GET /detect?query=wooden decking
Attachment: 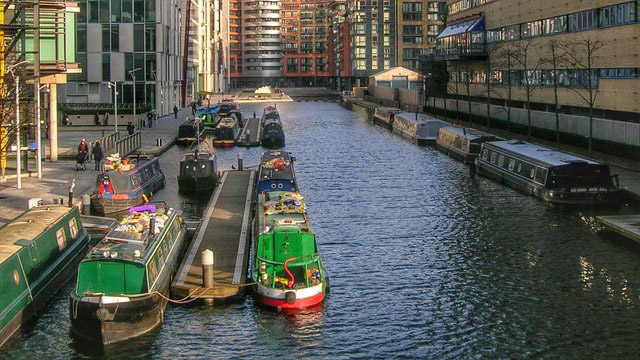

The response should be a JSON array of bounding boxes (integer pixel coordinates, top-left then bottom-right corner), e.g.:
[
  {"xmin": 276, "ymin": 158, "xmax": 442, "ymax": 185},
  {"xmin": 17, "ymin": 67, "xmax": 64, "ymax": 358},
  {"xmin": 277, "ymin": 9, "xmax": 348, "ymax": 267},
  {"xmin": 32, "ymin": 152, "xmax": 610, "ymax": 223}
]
[
  {"xmin": 171, "ymin": 170, "xmax": 255, "ymax": 301},
  {"xmin": 236, "ymin": 117, "xmax": 262, "ymax": 147},
  {"xmin": 597, "ymin": 215, "xmax": 640, "ymax": 243}
]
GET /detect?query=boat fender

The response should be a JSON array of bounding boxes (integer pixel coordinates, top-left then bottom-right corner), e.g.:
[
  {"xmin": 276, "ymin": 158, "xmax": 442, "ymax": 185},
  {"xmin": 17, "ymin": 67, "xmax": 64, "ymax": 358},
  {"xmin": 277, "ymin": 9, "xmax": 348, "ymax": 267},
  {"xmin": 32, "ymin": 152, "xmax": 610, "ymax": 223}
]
[
  {"xmin": 96, "ymin": 307, "xmax": 114, "ymax": 321},
  {"xmin": 285, "ymin": 291, "xmax": 296, "ymax": 305},
  {"xmin": 142, "ymin": 194, "xmax": 149, "ymax": 203}
]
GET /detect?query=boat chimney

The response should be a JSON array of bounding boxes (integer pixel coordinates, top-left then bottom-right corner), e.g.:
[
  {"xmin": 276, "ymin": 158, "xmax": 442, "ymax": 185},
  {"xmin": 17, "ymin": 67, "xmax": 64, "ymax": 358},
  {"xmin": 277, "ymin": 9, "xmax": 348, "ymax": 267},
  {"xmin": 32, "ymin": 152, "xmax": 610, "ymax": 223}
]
[{"xmin": 150, "ymin": 217, "xmax": 156, "ymax": 236}]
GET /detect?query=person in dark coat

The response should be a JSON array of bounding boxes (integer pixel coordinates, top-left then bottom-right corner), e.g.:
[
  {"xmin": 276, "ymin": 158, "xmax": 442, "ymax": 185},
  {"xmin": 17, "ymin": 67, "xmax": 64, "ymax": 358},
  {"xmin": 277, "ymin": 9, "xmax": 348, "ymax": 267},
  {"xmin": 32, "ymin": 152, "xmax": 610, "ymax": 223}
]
[
  {"xmin": 102, "ymin": 112, "xmax": 109, "ymax": 126},
  {"xmin": 173, "ymin": 105, "xmax": 178, "ymax": 119},
  {"xmin": 92, "ymin": 141, "xmax": 104, "ymax": 171},
  {"xmin": 78, "ymin": 138, "xmax": 88, "ymax": 165},
  {"xmin": 94, "ymin": 112, "xmax": 100, "ymax": 126},
  {"xmin": 147, "ymin": 111, "xmax": 153, "ymax": 127},
  {"xmin": 62, "ymin": 113, "xmax": 69, "ymax": 126},
  {"xmin": 127, "ymin": 122, "xmax": 135, "ymax": 135}
]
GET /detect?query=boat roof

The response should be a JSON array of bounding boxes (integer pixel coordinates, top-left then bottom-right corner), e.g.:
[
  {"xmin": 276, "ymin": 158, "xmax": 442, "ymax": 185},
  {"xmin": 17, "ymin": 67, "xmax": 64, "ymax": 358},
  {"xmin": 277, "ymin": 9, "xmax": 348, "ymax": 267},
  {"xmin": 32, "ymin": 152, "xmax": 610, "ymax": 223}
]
[
  {"xmin": 0, "ymin": 205, "xmax": 75, "ymax": 263},
  {"xmin": 261, "ymin": 192, "xmax": 313, "ymax": 234},
  {"xmin": 182, "ymin": 150, "xmax": 215, "ymax": 161},
  {"xmin": 217, "ymin": 117, "xmax": 237, "ymax": 128},
  {"xmin": 375, "ymin": 107, "xmax": 401, "ymax": 114},
  {"xmin": 259, "ymin": 150, "xmax": 295, "ymax": 181},
  {"xmin": 440, "ymin": 126, "xmax": 502, "ymax": 141},
  {"xmin": 396, "ymin": 112, "xmax": 451, "ymax": 126},
  {"xmin": 486, "ymin": 140, "xmax": 601, "ymax": 167},
  {"xmin": 87, "ymin": 205, "xmax": 175, "ymax": 264}
]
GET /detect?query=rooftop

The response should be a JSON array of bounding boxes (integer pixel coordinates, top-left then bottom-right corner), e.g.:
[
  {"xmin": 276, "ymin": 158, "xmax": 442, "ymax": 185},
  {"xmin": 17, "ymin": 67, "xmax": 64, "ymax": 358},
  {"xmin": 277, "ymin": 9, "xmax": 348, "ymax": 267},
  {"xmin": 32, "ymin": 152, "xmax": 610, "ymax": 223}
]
[{"xmin": 489, "ymin": 140, "xmax": 601, "ymax": 167}]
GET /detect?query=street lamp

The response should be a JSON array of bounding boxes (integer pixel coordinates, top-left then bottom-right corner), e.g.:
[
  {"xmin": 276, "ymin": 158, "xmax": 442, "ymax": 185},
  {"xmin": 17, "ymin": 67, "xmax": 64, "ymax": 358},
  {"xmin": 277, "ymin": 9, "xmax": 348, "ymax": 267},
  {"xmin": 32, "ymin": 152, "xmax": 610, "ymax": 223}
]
[
  {"xmin": 107, "ymin": 81, "xmax": 118, "ymax": 132},
  {"xmin": 35, "ymin": 83, "xmax": 50, "ymax": 179},
  {"xmin": 7, "ymin": 60, "xmax": 31, "ymax": 189},
  {"xmin": 129, "ymin": 68, "xmax": 141, "ymax": 129}
]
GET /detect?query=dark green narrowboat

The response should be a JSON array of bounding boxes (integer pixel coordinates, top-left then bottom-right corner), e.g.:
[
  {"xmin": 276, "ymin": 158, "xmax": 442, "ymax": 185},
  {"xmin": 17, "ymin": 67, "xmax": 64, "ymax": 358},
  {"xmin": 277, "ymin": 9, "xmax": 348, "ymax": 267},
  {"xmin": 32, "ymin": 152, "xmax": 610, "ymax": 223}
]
[
  {"xmin": 0, "ymin": 205, "xmax": 90, "ymax": 347},
  {"xmin": 70, "ymin": 203, "xmax": 186, "ymax": 345}
]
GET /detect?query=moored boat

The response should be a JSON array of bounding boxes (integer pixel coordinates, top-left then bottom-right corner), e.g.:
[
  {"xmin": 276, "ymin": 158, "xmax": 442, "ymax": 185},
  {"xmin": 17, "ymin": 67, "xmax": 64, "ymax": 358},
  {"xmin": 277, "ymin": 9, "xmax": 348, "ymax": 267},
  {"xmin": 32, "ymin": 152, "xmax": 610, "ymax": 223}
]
[
  {"xmin": 253, "ymin": 191, "xmax": 328, "ymax": 310},
  {"xmin": 177, "ymin": 147, "xmax": 219, "ymax": 192},
  {"xmin": 176, "ymin": 117, "xmax": 204, "ymax": 145},
  {"xmin": 257, "ymin": 150, "xmax": 297, "ymax": 195},
  {"xmin": 372, "ymin": 107, "xmax": 401, "ymax": 129},
  {"xmin": 70, "ymin": 204, "xmax": 186, "ymax": 345},
  {"xmin": 393, "ymin": 113, "xmax": 451, "ymax": 145},
  {"xmin": 476, "ymin": 140, "xmax": 620, "ymax": 205},
  {"xmin": 213, "ymin": 117, "xmax": 240, "ymax": 148},
  {"xmin": 436, "ymin": 126, "xmax": 502, "ymax": 163},
  {"xmin": 260, "ymin": 106, "xmax": 285, "ymax": 148},
  {"xmin": 0, "ymin": 205, "xmax": 90, "ymax": 347},
  {"xmin": 90, "ymin": 158, "xmax": 165, "ymax": 215}
]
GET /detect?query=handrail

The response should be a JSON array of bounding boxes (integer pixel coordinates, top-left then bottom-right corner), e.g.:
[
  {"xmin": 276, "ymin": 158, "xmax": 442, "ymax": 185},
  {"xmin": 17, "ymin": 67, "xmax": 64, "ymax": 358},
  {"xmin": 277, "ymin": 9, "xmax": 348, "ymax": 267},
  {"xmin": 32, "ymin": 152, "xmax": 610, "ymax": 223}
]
[
  {"xmin": 115, "ymin": 131, "xmax": 142, "ymax": 157},
  {"xmin": 89, "ymin": 132, "xmax": 120, "ymax": 160},
  {"xmin": 256, "ymin": 253, "xmax": 320, "ymax": 267}
]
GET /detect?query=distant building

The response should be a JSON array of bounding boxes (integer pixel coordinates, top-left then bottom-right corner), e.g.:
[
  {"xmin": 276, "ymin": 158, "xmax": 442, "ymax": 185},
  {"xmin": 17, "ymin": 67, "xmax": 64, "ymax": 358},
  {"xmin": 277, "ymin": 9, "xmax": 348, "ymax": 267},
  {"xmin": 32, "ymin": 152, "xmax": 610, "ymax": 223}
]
[
  {"xmin": 61, "ymin": 0, "xmax": 184, "ymax": 117},
  {"xmin": 328, "ymin": 0, "xmax": 351, "ymax": 90},
  {"xmin": 434, "ymin": 0, "xmax": 640, "ymax": 146},
  {"xmin": 395, "ymin": 1, "xmax": 446, "ymax": 70}
]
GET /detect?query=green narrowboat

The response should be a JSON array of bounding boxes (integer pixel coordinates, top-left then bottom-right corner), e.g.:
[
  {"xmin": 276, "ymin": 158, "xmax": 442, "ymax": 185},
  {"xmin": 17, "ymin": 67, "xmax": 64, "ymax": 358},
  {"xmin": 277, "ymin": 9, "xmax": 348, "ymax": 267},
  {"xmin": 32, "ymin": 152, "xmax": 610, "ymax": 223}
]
[
  {"xmin": 0, "ymin": 205, "xmax": 90, "ymax": 347},
  {"xmin": 70, "ymin": 203, "xmax": 186, "ymax": 345},
  {"xmin": 253, "ymin": 191, "xmax": 328, "ymax": 311}
]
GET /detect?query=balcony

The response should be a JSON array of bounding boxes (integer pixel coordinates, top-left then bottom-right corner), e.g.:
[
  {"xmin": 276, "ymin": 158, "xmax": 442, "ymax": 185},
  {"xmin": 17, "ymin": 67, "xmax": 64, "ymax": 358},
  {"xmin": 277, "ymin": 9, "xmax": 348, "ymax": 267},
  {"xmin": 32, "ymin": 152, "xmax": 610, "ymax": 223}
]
[{"xmin": 435, "ymin": 17, "xmax": 486, "ymax": 61}]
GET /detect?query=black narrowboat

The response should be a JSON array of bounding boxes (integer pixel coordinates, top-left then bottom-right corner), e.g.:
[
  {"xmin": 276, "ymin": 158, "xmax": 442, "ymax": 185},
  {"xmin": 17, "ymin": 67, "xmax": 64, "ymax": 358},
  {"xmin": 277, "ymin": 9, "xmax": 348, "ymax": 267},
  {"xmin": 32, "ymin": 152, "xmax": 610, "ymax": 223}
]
[
  {"xmin": 436, "ymin": 126, "xmax": 502, "ymax": 163},
  {"xmin": 176, "ymin": 117, "xmax": 203, "ymax": 145},
  {"xmin": 91, "ymin": 158, "xmax": 166, "ymax": 215},
  {"xmin": 260, "ymin": 106, "xmax": 285, "ymax": 148},
  {"xmin": 476, "ymin": 140, "xmax": 620, "ymax": 205},
  {"xmin": 177, "ymin": 147, "xmax": 219, "ymax": 192},
  {"xmin": 213, "ymin": 117, "xmax": 240, "ymax": 147},
  {"xmin": 257, "ymin": 150, "xmax": 297, "ymax": 195}
]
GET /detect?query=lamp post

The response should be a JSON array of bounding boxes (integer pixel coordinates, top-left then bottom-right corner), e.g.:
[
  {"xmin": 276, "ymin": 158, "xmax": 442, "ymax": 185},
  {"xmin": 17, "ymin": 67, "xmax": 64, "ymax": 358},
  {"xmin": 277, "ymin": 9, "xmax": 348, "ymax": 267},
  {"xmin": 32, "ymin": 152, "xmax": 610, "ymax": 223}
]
[
  {"xmin": 35, "ymin": 83, "xmax": 49, "ymax": 179},
  {"xmin": 107, "ymin": 81, "xmax": 118, "ymax": 132},
  {"xmin": 129, "ymin": 68, "xmax": 141, "ymax": 129},
  {"xmin": 7, "ymin": 61, "xmax": 30, "ymax": 189}
]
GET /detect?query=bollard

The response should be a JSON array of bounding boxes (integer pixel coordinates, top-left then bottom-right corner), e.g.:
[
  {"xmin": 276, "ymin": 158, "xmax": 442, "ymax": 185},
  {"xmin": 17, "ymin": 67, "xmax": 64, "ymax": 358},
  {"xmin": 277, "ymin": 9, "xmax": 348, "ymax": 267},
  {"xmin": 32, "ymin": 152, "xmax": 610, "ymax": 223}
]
[
  {"xmin": 202, "ymin": 249, "xmax": 214, "ymax": 305},
  {"xmin": 82, "ymin": 194, "xmax": 91, "ymax": 215},
  {"xmin": 253, "ymin": 111, "xmax": 256, "ymax": 118},
  {"xmin": 237, "ymin": 153, "xmax": 243, "ymax": 171}
]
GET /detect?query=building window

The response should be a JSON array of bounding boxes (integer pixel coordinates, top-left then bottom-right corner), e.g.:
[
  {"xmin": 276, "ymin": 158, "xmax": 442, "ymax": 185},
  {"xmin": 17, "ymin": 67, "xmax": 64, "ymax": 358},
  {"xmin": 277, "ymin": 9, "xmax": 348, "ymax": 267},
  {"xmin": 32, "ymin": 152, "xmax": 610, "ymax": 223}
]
[
  {"xmin": 99, "ymin": 0, "xmax": 109, "ymax": 23},
  {"xmin": 122, "ymin": 0, "xmax": 133, "ymax": 22},
  {"xmin": 77, "ymin": 24, "xmax": 87, "ymax": 53},
  {"xmin": 111, "ymin": 24, "xmax": 119, "ymax": 52},
  {"xmin": 287, "ymin": 58, "xmax": 297, "ymax": 72},
  {"xmin": 134, "ymin": 0, "xmax": 144, "ymax": 22},
  {"xmin": 145, "ymin": 0, "xmax": 156, "ymax": 22},
  {"xmin": 88, "ymin": 0, "xmax": 98, "ymax": 22},
  {"xmin": 146, "ymin": 25, "xmax": 156, "ymax": 51},
  {"xmin": 543, "ymin": 15, "xmax": 567, "ymax": 34},
  {"xmin": 146, "ymin": 53, "xmax": 156, "ymax": 80},
  {"xmin": 102, "ymin": 53, "xmax": 110, "ymax": 81},
  {"xmin": 568, "ymin": 9, "xmax": 597, "ymax": 32},
  {"xmin": 599, "ymin": 68, "xmax": 640, "ymax": 79},
  {"xmin": 600, "ymin": 2, "xmax": 636, "ymax": 27},
  {"xmin": 134, "ymin": 24, "xmax": 145, "ymax": 52},
  {"xmin": 111, "ymin": 0, "xmax": 121, "ymax": 22},
  {"xmin": 521, "ymin": 20, "xmax": 543, "ymax": 38}
]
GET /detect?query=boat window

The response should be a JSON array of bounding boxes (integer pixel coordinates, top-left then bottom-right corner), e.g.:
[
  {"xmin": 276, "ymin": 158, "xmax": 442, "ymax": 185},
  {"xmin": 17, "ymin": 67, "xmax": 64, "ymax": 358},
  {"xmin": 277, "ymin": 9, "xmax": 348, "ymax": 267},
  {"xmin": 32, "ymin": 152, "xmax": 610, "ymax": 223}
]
[
  {"xmin": 517, "ymin": 163, "xmax": 522, "ymax": 173},
  {"xmin": 490, "ymin": 152, "xmax": 497, "ymax": 163},
  {"xmin": 148, "ymin": 258, "xmax": 158, "ymax": 287},
  {"xmin": 482, "ymin": 149, "xmax": 489, "ymax": 160},
  {"xmin": 56, "ymin": 228, "xmax": 67, "ymax": 250},
  {"xmin": 69, "ymin": 217, "xmax": 78, "ymax": 239},
  {"xmin": 530, "ymin": 168, "xmax": 536, "ymax": 179},
  {"xmin": 157, "ymin": 244, "xmax": 164, "ymax": 262},
  {"xmin": 498, "ymin": 155, "xmax": 505, "ymax": 167},
  {"xmin": 508, "ymin": 159, "xmax": 516, "ymax": 171},
  {"xmin": 535, "ymin": 168, "xmax": 548, "ymax": 184},
  {"xmin": 131, "ymin": 175, "xmax": 137, "ymax": 186}
]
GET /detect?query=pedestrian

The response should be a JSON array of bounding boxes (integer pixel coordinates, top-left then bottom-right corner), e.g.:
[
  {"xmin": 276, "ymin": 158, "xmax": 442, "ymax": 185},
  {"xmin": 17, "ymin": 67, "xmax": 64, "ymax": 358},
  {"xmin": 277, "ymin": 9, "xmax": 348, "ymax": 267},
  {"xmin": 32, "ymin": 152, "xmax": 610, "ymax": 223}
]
[
  {"xmin": 102, "ymin": 112, "xmax": 109, "ymax": 126},
  {"xmin": 191, "ymin": 102, "xmax": 197, "ymax": 115},
  {"xmin": 173, "ymin": 105, "xmax": 178, "ymax": 119},
  {"xmin": 94, "ymin": 112, "xmax": 100, "ymax": 126},
  {"xmin": 127, "ymin": 121, "xmax": 135, "ymax": 135},
  {"xmin": 78, "ymin": 138, "xmax": 88, "ymax": 163},
  {"xmin": 92, "ymin": 141, "xmax": 104, "ymax": 171},
  {"xmin": 62, "ymin": 112, "xmax": 69, "ymax": 126},
  {"xmin": 147, "ymin": 111, "xmax": 153, "ymax": 128}
]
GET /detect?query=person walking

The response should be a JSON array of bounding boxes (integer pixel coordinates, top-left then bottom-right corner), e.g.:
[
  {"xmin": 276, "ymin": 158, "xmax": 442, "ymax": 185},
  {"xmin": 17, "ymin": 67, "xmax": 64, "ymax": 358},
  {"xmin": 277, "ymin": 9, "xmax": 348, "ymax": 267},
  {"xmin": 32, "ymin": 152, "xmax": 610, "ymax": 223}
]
[
  {"xmin": 173, "ymin": 105, "xmax": 178, "ymax": 119},
  {"xmin": 92, "ymin": 141, "xmax": 104, "ymax": 171},
  {"xmin": 102, "ymin": 112, "xmax": 110, "ymax": 126},
  {"xmin": 147, "ymin": 111, "xmax": 153, "ymax": 128},
  {"xmin": 78, "ymin": 138, "xmax": 88, "ymax": 162},
  {"xmin": 127, "ymin": 121, "xmax": 135, "ymax": 135},
  {"xmin": 62, "ymin": 112, "xmax": 69, "ymax": 126},
  {"xmin": 94, "ymin": 112, "xmax": 100, "ymax": 126}
]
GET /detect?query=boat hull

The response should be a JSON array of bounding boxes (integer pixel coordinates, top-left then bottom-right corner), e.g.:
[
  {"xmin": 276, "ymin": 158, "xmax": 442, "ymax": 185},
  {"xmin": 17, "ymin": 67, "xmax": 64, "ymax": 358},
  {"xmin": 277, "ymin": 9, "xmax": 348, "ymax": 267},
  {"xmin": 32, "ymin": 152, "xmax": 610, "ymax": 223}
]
[
  {"xmin": 177, "ymin": 174, "xmax": 218, "ymax": 192},
  {"xmin": 0, "ymin": 232, "xmax": 89, "ymax": 348},
  {"xmin": 254, "ymin": 283, "xmax": 325, "ymax": 311},
  {"xmin": 91, "ymin": 175, "xmax": 165, "ymax": 215},
  {"xmin": 260, "ymin": 135, "xmax": 285, "ymax": 149},
  {"xmin": 436, "ymin": 142, "xmax": 477, "ymax": 164},
  {"xmin": 213, "ymin": 140, "xmax": 235, "ymax": 148}
]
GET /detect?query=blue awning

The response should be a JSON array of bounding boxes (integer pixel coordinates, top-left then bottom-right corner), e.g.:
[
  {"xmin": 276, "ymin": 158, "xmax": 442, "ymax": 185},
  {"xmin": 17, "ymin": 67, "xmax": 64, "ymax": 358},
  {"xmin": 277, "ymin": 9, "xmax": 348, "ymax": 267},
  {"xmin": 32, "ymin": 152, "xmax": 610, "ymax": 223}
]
[{"xmin": 436, "ymin": 17, "xmax": 485, "ymax": 39}]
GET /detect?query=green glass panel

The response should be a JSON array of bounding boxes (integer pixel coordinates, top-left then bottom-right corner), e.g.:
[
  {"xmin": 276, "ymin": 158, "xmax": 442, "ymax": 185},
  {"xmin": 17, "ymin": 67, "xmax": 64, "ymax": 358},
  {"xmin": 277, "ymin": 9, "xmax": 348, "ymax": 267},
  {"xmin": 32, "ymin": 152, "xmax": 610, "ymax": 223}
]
[
  {"xmin": 111, "ymin": 0, "xmax": 122, "ymax": 22},
  {"xmin": 99, "ymin": 0, "xmax": 110, "ymax": 23},
  {"xmin": 88, "ymin": 1, "xmax": 98, "ymax": 22},
  {"xmin": 102, "ymin": 53, "xmax": 111, "ymax": 81},
  {"xmin": 145, "ymin": 25, "xmax": 155, "ymax": 51},
  {"xmin": 134, "ymin": 24, "xmax": 144, "ymax": 52},
  {"xmin": 102, "ymin": 24, "xmax": 110, "ymax": 51},
  {"xmin": 145, "ymin": 0, "xmax": 156, "ymax": 22},
  {"xmin": 145, "ymin": 53, "xmax": 156, "ymax": 80},
  {"xmin": 134, "ymin": 0, "xmax": 144, "ymax": 22},
  {"xmin": 77, "ymin": 24, "xmax": 87, "ymax": 53},
  {"xmin": 122, "ymin": 0, "xmax": 133, "ymax": 22},
  {"xmin": 111, "ymin": 24, "xmax": 119, "ymax": 52},
  {"xmin": 78, "ymin": 0, "xmax": 88, "ymax": 23}
]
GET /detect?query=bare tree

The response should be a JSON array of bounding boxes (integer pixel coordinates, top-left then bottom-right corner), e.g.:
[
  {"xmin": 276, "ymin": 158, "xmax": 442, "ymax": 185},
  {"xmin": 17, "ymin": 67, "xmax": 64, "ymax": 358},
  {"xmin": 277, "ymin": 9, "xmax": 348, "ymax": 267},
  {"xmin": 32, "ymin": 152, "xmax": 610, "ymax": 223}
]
[
  {"xmin": 462, "ymin": 61, "xmax": 473, "ymax": 126},
  {"xmin": 491, "ymin": 42, "xmax": 518, "ymax": 132},
  {"xmin": 514, "ymin": 39, "xmax": 545, "ymax": 142},
  {"xmin": 543, "ymin": 40, "xmax": 568, "ymax": 149},
  {"xmin": 449, "ymin": 62, "xmax": 461, "ymax": 125},
  {"xmin": 561, "ymin": 39, "xmax": 604, "ymax": 155},
  {"xmin": 0, "ymin": 69, "xmax": 35, "ymax": 176}
]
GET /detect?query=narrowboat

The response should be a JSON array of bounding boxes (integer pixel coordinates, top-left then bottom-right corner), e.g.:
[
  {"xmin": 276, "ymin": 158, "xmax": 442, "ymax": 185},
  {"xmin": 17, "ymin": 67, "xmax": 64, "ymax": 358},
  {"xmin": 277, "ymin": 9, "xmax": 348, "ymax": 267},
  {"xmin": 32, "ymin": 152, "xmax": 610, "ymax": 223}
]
[
  {"xmin": 0, "ymin": 205, "xmax": 90, "ymax": 347},
  {"xmin": 257, "ymin": 150, "xmax": 297, "ymax": 195},
  {"xmin": 213, "ymin": 117, "xmax": 240, "ymax": 147},
  {"xmin": 260, "ymin": 106, "xmax": 285, "ymax": 148},
  {"xmin": 218, "ymin": 100, "xmax": 243, "ymax": 126},
  {"xmin": 177, "ymin": 147, "xmax": 219, "ymax": 192},
  {"xmin": 372, "ymin": 107, "xmax": 401, "ymax": 129},
  {"xmin": 253, "ymin": 191, "xmax": 328, "ymax": 310},
  {"xmin": 90, "ymin": 158, "xmax": 166, "ymax": 215},
  {"xmin": 476, "ymin": 140, "xmax": 620, "ymax": 205},
  {"xmin": 436, "ymin": 126, "xmax": 502, "ymax": 163},
  {"xmin": 176, "ymin": 117, "xmax": 204, "ymax": 145},
  {"xmin": 201, "ymin": 113, "xmax": 220, "ymax": 129},
  {"xmin": 392, "ymin": 113, "xmax": 451, "ymax": 146},
  {"xmin": 70, "ymin": 204, "xmax": 186, "ymax": 345}
]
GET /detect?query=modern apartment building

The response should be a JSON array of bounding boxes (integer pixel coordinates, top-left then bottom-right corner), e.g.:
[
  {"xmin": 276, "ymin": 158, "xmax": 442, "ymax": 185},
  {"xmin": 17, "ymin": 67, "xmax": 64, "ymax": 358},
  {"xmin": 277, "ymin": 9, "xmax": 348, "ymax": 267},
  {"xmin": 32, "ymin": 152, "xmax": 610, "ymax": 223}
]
[
  {"xmin": 62, "ymin": 0, "xmax": 184, "ymax": 116},
  {"xmin": 396, "ymin": 1, "xmax": 446, "ymax": 70},
  {"xmin": 434, "ymin": 0, "xmax": 640, "ymax": 146},
  {"xmin": 328, "ymin": 0, "xmax": 351, "ymax": 89},
  {"xmin": 182, "ymin": 0, "xmax": 230, "ymax": 103},
  {"xmin": 348, "ymin": 0, "xmax": 397, "ymax": 86}
]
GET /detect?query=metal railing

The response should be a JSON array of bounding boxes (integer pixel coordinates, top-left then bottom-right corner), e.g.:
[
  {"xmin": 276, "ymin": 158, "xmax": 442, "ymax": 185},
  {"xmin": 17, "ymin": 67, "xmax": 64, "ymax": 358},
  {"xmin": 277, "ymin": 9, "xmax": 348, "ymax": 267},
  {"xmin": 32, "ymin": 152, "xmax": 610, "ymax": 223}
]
[
  {"xmin": 89, "ymin": 132, "xmax": 120, "ymax": 158},
  {"xmin": 115, "ymin": 131, "xmax": 142, "ymax": 157}
]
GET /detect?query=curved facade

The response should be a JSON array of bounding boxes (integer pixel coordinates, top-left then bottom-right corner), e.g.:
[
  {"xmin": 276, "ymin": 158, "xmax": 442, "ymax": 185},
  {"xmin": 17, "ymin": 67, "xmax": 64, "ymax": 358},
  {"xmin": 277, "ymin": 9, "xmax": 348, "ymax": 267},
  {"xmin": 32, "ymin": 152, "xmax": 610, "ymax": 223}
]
[{"xmin": 242, "ymin": 0, "xmax": 283, "ymax": 78}]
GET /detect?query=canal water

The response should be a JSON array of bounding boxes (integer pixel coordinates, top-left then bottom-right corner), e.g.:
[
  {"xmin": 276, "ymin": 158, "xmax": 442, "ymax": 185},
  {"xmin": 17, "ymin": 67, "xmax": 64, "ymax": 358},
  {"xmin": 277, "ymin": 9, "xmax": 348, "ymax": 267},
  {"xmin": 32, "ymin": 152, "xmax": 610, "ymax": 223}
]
[{"xmin": 4, "ymin": 102, "xmax": 640, "ymax": 358}]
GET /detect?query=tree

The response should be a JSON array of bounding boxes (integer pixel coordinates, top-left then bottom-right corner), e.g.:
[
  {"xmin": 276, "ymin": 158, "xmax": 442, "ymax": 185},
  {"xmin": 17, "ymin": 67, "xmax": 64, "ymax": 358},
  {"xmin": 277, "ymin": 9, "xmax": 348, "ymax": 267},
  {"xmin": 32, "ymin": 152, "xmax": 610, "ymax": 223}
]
[
  {"xmin": 543, "ymin": 40, "xmax": 568, "ymax": 149},
  {"xmin": 462, "ymin": 60, "xmax": 473, "ymax": 126},
  {"xmin": 491, "ymin": 42, "xmax": 518, "ymax": 132},
  {"xmin": 514, "ymin": 39, "xmax": 545, "ymax": 142},
  {"xmin": 450, "ymin": 62, "xmax": 461, "ymax": 125},
  {"xmin": 561, "ymin": 38, "xmax": 604, "ymax": 155}
]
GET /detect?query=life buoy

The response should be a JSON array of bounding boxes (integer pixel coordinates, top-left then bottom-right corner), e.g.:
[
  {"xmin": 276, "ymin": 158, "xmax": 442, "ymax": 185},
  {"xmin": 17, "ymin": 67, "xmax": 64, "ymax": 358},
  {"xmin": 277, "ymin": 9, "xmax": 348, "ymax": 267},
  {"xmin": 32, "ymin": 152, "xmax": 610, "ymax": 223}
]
[{"xmin": 285, "ymin": 291, "xmax": 296, "ymax": 305}]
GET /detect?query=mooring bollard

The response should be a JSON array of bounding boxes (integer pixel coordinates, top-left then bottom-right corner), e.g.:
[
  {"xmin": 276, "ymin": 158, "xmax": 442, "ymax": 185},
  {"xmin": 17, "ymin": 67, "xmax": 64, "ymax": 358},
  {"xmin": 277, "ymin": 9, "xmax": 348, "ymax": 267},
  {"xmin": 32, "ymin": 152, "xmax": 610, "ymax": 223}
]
[
  {"xmin": 156, "ymin": 138, "xmax": 163, "ymax": 147},
  {"xmin": 237, "ymin": 153, "xmax": 243, "ymax": 170},
  {"xmin": 82, "ymin": 194, "xmax": 91, "ymax": 215},
  {"xmin": 202, "ymin": 249, "xmax": 214, "ymax": 305},
  {"xmin": 253, "ymin": 111, "xmax": 256, "ymax": 118}
]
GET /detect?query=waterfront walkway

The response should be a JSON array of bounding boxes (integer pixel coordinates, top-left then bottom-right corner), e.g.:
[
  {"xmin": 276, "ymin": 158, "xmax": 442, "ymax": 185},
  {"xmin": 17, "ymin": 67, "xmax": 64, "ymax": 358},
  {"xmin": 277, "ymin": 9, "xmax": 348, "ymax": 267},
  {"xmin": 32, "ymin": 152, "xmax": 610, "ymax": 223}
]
[{"xmin": 171, "ymin": 170, "xmax": 254, "ymax": 302}]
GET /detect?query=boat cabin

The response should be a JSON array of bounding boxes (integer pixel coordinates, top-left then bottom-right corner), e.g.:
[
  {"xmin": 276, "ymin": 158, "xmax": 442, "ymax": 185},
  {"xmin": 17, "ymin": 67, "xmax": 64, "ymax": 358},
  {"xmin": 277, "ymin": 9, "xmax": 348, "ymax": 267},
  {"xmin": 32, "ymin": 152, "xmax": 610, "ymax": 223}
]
[
  {"xmin": 437, "ymin": 126, "xmax": 502, "ymax": 162},
  {"xmin": 96, "ymin": 158, "xmax": 163, "ymax": 198},
  {"xmin": 215, "ymin": 117, "xmax": 239, "ymax": 141},
  {"xmin": 179, "ymin": 150, "xmax": 217, "ymax": 178},
  {"xmin": 257, "ymin": 150, "xmax": 297, "ymax": 194}
]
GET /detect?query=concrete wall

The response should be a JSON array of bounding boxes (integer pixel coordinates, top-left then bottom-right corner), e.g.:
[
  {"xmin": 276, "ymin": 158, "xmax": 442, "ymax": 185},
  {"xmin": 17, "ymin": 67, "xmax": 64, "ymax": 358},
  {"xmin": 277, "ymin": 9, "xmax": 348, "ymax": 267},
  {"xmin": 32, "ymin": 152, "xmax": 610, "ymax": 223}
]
[
  {"xmin": 429, "ymin": 97, "xmax": 640, "ymax": 146},
  {"xmin": 64, "ymin": 113, "xmax": 149, "ymax": 127},
  {"xmin": 368, "ymin": 85, "xmax": 397, "ymax": 102},
  {"xmin": 353, "ymin": 87, "xmax": 367, "ymax": 97},
  {"xmin": 398, "ymin": 88, "xmax": 421, "ymax": 106}
]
